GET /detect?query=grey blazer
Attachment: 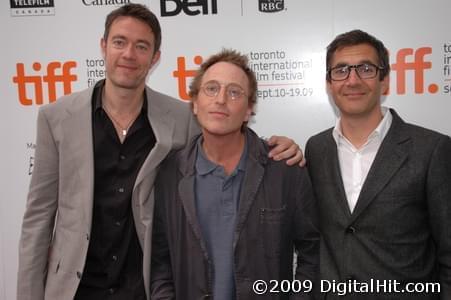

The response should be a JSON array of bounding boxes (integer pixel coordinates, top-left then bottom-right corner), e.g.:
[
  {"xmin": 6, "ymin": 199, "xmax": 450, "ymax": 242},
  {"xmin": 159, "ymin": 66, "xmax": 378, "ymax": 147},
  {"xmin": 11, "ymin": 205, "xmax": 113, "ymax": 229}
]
[
  {"xmin": 305, "ymin": 109, "xmax": 451, "ymax": 300},
  {"xmin": 17, "ymin": 84, "xmax": 198, "ymax": 300}
]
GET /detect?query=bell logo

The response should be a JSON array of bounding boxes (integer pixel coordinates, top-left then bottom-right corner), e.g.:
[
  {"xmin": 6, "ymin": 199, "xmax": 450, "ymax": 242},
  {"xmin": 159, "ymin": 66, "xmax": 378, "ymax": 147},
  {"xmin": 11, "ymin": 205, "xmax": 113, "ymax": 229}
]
[
  {"xmin": 172, "ymin": 55, "xmax": 203, "ymax": 101},
  {"xmin": 160, "ymin": 0, "xmax": 217, "ymax": 17},
  {"xmin": 391, "ymin": 47, "xmax": 438, "ymax": 94},
  {"xmin": 12, "ymin": 61, "xmax": 78, "ymax": 106}
]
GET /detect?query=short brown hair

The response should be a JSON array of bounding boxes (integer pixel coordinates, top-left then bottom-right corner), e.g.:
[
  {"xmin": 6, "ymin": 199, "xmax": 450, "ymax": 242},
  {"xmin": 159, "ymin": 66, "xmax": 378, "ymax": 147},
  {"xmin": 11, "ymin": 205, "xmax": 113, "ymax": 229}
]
[
  {"xmin": 104, "ymin": 3, "xmax": 161, "ymax": 54},
  {"xmin": 326, "ymin": 29, "xmax": 390, "ymax": 82},
  {"xmin": 189, "ymin": 49, "xmax": 258, "ymax": 112}
]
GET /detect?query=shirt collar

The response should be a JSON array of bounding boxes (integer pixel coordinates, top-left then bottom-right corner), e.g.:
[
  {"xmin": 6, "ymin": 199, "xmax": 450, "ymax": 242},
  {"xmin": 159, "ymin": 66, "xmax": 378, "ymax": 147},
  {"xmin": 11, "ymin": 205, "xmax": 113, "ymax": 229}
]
[
  {"xmin": 93, "ymin": 79, "xmax": 148, "ymax": 114},
  {"xmin": 332, "ymin": 106, "xmax": 393, "ymax": 146},
  {"xmin": 195, "ymin": 135, "xmax": 248, "ymax": 176}
]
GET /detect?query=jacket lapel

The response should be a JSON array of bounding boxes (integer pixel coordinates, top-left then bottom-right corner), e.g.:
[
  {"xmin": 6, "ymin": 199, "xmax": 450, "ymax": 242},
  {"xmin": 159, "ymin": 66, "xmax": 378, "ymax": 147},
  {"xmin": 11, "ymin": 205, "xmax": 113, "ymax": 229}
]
[
  {"xmin": 324, "ymin": 134, "xmax": 352, "ymax": 218},
  {"xmin": 133, "ymin": 88, "xmax": 175, "ymax": 191},
  {"xmin": 60, "ymin": 88, "xmax": 95, "ymax": 230},
  {"xmin": 178, "ymin": 174, "xmax": 211, "ymax": 257},
  {"xmin": 177, "ymin": 138, "xmax": 211, "ymax": 258},
  {"xmin": 233, "ymin": 130, "xmax": 266, "ymax": 251},
  {"xmin": 350, "ymin": 110, "xmax": 410, "ymax": 222}
]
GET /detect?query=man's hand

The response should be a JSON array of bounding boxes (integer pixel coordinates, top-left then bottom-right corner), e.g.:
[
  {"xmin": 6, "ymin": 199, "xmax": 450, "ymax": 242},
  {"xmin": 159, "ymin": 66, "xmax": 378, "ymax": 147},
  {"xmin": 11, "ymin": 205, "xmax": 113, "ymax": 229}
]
[{"xmin": 267, "ymin": 135, "xmax": 306, "ymax": 167}]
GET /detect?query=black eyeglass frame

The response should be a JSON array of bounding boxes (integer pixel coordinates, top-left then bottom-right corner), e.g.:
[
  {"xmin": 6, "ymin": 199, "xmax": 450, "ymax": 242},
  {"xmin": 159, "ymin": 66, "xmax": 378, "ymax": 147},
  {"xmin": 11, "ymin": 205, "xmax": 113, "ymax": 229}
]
[{"xmin": 327, "ymin": 63, "xmax": 385, "ymax": 81}]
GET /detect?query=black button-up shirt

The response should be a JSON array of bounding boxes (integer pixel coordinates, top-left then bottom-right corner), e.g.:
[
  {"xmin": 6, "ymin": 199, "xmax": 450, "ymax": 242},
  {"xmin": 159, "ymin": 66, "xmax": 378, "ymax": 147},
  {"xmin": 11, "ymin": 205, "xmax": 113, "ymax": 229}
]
[{"xmin": 75, "ymin": 80, "xmax": 155, "ymax": 300}]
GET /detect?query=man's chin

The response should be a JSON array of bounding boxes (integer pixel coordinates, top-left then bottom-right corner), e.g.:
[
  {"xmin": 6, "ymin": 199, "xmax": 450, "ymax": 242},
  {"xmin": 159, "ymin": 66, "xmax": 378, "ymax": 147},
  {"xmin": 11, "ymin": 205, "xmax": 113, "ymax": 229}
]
[{"xmin": 108, "ymin": 78, "xmax": 143, "ymax": 90}]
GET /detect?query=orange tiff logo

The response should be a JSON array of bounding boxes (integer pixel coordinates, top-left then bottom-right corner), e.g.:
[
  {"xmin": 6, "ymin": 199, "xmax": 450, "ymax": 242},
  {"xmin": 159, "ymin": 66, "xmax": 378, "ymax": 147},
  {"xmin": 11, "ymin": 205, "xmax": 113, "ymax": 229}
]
[
  {"xmin": 391, "ymin": 47, "xmax": 438, "ymax": 94},
  {"xmin": 13, "ymin": 61, "xmax": 78, "ymax": 106},
  {"xmin": 173, "ymin": 55, "xmax": 203, "ymax": 101}
]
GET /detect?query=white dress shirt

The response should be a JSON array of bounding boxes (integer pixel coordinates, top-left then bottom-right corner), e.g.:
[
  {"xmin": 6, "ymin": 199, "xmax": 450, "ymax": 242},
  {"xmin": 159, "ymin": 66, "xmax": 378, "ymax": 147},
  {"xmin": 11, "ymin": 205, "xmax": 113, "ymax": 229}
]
[{"xmin": 332, "ymin": 107, "xmax": 393, "ymax": 213}]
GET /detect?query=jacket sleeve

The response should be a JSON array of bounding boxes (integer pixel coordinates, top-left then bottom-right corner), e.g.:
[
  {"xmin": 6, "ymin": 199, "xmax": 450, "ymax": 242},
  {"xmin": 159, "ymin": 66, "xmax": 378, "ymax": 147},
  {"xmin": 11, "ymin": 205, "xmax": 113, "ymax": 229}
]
[
  {"xmin": 291, "ymin": 167, "xmax": 320, "ymax": 300},
  {"xmin": 17, "ymin": 108, "xmax": 59, "ymax": 300},
  {"xmin": 427, "ymin": 135, "xmax": 451, "ymax": 299},
  {"xmin": 150, "ymin": 171, "xmax": 176, "ymax": 299}
]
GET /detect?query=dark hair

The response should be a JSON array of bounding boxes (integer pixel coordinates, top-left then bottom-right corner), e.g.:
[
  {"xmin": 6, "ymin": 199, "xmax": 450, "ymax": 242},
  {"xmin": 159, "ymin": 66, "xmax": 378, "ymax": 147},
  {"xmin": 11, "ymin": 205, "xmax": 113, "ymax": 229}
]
[
  {"xmin": 326, "ymin": 29, "xmax": 390, "ymax": 82},
  {"xmin": 189, "ymin": 49, "xmax": 258, "ymax": 109},
  {"xmin": 104, "ymin": 3, "xmax": 161, "ymax": 54}
]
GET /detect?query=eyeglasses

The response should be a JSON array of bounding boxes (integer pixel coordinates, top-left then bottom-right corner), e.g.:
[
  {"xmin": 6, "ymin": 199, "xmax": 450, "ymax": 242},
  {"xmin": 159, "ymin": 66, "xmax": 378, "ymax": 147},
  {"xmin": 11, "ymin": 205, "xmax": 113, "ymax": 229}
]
[
  {"xmin": 200, "ymin": 80, "xmax": 247, "ymax": 101},
  {"xmin": 328, "ymin": 63, "xmax": 384, "ymax": 81}
]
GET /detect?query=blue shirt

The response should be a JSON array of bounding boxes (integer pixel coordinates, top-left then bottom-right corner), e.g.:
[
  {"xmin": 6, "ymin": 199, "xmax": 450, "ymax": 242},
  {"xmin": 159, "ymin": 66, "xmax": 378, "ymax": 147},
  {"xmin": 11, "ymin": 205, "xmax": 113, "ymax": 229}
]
[{"xmin": 194, "ymin": 137, "xmax": 247, "ymax": 300}]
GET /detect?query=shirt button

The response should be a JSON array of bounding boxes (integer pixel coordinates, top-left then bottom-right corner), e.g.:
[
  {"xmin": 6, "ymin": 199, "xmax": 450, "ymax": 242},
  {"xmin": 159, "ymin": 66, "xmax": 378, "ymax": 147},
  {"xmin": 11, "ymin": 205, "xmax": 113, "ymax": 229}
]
[
  {"xmin": 109, "ymin": 288, "xmax": 115, "ymax": 294},
  {"xmin": 115, "ymin": 221, "xmax": 121, "ymax": 227},
  {"xmin": 118, "ymin": 187, "xmax": 125, "ymax": 193},
  {"xmin": 119, "ymin": 155, "xmax": 126, "ymax": 160},
  {"xmin": 112, "ymin": 255, "xmax": 118, "ymax": 261},
  {"xmin": 346, "ymin": 226, "xmax": 356, "ymax": 234}
]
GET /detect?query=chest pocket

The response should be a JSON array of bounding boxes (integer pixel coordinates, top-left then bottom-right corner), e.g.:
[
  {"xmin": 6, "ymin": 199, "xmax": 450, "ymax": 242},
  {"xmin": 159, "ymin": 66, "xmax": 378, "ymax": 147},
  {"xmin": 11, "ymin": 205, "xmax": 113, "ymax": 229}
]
[{"xmin": 260, "ymin": 205, "xmax": 287, "ymax": 258}]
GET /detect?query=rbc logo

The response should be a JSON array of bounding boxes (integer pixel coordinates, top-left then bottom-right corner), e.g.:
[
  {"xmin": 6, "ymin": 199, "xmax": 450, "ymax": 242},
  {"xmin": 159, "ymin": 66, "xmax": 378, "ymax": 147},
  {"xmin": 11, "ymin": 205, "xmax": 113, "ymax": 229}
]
[
  {"xmin": 259, "ymin": 0, "xmax": 284, "ymax": 13},
  {"xmin": 391, "ymin": 47, "xmax": 438, "ymax": 94},
  {"xmin": 12, "ymin": 61, "xmax": 78, "ymax": 106},
  {"xmin": 160, "ymin": 0, "xmax": 217, "ymax": 17}
]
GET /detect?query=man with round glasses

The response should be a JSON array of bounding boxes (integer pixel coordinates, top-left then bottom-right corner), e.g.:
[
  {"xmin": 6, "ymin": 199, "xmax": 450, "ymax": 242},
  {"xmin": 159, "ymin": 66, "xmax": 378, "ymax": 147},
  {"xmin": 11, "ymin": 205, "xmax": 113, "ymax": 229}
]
[
  {"xmin": 306, "ymin": 29, "xmax": 451, "ymax": 299},
  {"xmin": 150, "ymin": 49, "xmax": 319, "ymax": 299}
]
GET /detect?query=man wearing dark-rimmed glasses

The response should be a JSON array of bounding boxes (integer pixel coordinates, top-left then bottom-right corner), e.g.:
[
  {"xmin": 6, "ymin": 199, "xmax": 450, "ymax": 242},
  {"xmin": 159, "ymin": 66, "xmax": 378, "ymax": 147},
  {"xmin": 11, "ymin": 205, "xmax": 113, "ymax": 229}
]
[{"xmin": 305, "ymin": 29, "xmax": 451, "ymax": 299}]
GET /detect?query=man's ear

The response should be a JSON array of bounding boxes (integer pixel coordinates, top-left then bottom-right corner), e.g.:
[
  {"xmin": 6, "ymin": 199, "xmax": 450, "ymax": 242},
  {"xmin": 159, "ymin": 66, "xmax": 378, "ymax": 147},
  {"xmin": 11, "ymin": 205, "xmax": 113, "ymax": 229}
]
[
  {"xmin": 381, "ymin": 74, "xmax": 390, "ymax": 95},
  {"xmin": 192, "ymin": 99, "xmax": 198, "ymax": 115},
  {"xmin": 244, "ymin": 105, "xmax": 253, "ymax": 122},
  {"xmin": 150, "ymin": 50, "xmax": 161, "ymax": 68},
  {"xmin": 326, "ymin": 79, "xmax": 332, "ymax": 94},
  {"xmin": 100, "ymin": 38, "xmax": 106, "ymax": 59}
]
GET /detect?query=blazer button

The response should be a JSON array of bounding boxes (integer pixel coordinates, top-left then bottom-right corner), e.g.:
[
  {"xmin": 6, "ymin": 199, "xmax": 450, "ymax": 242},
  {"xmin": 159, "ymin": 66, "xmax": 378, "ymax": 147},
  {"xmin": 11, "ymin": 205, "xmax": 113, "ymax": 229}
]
[
  {"xmin": 76, "ymin": 271, "xmax": 82, "ymax": 279},
  {"xmin": 202, "ymin": 294, "xmax": 212, "ymax": 299},
  {"xmin": 346, "ymin": 226, "xmax": 356, "ymax": 234}
]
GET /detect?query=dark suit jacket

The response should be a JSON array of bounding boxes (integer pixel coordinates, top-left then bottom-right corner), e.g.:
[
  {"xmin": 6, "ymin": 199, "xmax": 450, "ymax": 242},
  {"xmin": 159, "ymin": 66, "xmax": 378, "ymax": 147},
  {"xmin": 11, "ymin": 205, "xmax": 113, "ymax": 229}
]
[
  {"xmin": 305, "ymin": 109, "xmax": 451, "ymax": 300},
  {"xmin": 151, "ymin": 128, "xmax": 320, "ymax": 299}
]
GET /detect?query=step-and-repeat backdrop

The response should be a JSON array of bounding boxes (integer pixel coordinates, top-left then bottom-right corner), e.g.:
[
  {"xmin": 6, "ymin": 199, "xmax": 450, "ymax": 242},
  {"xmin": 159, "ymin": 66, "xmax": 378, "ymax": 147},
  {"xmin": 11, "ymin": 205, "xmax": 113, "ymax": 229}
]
[{"xmin": 1, "ymin": 0, "xmax": 450, "ymax": 298}]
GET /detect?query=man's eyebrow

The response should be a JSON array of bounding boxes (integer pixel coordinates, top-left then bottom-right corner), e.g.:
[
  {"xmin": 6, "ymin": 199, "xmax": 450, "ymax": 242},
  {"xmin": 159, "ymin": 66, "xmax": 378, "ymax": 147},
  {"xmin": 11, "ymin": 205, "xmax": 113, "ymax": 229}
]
[
  {"xmin": 110, "ymin": 35, "xmax": 152, "ymax": 46},
  {"xmin": 331, "ymin": 59, "xmax": 378, "ymax": 68},
  {"xmin": 136, "ymin": 39, "xmax": 152, "ymax": 46},
  {"xmin": 110, "ymin": 34, "xmax": 126, "ymax": 40}
]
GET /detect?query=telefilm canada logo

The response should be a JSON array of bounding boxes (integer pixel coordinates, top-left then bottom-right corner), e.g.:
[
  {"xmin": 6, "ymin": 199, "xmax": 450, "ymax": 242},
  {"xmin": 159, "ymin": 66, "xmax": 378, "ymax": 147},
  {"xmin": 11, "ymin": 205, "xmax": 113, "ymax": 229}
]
[
  {"xmin": 259, "ymin": 0, "xmax": 284, "ymax": 13},
  {"xmin": 10, "ymin": 0, "xmax": 55, "ymax": 17}
]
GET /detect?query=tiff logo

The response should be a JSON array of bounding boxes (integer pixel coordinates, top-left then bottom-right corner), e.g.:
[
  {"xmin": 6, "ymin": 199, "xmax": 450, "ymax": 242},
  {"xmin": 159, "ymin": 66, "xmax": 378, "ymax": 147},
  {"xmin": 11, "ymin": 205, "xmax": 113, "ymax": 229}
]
[
  {"xmin": 13, "ymin": 61, "xmax": 78, "ymax": 106},
  {"xmin": 172, "ymin": 55, "xmax": 204, "ymax": 100},
  {"xmin": 391, "ymin": 47, "xmax": 438, "ymax": 94},
  {"xmin": 161, "ymin": 0, "xmax": 217, "ymax": 17}
]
